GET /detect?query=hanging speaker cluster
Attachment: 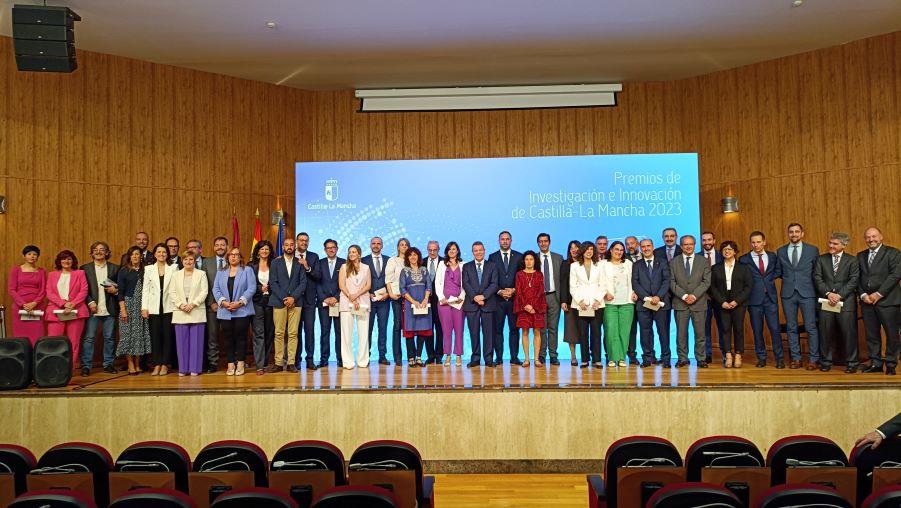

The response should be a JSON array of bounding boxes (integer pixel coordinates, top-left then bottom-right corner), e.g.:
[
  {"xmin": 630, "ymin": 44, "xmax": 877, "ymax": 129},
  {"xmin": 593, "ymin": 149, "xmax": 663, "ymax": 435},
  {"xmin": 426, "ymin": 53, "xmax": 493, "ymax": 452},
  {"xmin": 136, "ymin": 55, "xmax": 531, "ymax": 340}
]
[{"xmin": 12, "ymin": 4, "xmax": 81, "ymax": 73}]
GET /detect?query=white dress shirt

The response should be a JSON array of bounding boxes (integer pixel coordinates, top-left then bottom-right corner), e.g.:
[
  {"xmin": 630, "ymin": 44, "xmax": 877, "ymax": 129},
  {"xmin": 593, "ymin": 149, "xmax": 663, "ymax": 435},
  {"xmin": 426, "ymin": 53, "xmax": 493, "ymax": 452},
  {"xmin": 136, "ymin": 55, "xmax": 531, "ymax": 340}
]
[
  {"xmin": 724, "ymin": 260, "xmax": 735, "ymax": 291},
  {"xmin": 93, "ymin": 262, "xmax": 109, "ymax": 316}
]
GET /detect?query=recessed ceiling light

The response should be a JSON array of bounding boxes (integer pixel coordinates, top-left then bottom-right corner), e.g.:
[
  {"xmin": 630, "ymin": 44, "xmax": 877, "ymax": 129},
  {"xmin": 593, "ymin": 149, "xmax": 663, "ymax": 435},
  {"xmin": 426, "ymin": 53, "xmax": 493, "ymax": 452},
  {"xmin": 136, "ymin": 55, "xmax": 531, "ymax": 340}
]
[
  {"xmin": 265, "ymin": 21, "xmax": 277, "ymax": 29},
  {"xmin": 791, "ymin": 0, "xmax": 803, "ymax": 7}
]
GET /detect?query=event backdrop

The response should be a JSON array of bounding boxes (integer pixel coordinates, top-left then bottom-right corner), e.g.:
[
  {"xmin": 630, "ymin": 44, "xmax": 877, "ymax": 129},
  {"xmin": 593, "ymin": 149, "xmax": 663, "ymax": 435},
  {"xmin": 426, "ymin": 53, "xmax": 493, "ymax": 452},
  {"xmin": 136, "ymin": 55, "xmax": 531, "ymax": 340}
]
[{"xmin": 297, "ymin": 153, "xmax": 700, "ymax": 360}]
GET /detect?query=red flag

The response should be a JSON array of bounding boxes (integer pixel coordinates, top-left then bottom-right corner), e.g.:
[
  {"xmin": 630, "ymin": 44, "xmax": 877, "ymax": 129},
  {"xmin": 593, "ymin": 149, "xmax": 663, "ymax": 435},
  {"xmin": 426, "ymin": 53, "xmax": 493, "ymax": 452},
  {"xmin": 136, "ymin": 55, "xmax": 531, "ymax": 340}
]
[
  {"xmin": 231, "ymin": 213, "xmax": 240, "ymax": 248},
  {"xmin": 251, "ymin": 209, "xmax": 262, "ymax": 252}
]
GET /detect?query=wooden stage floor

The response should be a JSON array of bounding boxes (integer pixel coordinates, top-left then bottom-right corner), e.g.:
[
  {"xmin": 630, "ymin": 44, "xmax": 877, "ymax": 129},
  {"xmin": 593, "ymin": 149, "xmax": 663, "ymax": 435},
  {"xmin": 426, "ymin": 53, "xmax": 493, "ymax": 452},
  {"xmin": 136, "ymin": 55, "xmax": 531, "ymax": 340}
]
[{"xmin": 10, "ymin": 360, "xmax": 898, "ymax": 395}]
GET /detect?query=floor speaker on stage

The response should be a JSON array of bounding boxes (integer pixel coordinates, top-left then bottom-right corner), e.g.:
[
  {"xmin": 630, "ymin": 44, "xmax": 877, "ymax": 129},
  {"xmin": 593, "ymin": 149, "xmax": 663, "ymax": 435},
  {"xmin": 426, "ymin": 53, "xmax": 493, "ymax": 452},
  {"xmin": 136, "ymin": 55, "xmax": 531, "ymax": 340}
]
[
  {"xmin": 0, "ymin": 338, "xmax": 32, "ymax": 390},
  {"xmin": 11, "ymin": 4, "xmax": 81, "ymax": 73},
  {"xmin": 34, "ymin": 336, "xmax": 72, "ymax": 388}
]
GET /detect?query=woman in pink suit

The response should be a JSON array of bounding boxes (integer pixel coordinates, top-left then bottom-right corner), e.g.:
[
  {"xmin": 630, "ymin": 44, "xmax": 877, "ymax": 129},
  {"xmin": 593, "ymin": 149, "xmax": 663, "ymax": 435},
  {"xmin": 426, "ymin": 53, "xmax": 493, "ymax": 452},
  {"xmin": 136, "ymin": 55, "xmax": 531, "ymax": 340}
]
[
  {"xmin": 8, "ymin": 245, "xmax": 47, "ymax": 343},
  {"xmin": 46, "ymin": 250, "xmax": 90, "ymax": 366}
]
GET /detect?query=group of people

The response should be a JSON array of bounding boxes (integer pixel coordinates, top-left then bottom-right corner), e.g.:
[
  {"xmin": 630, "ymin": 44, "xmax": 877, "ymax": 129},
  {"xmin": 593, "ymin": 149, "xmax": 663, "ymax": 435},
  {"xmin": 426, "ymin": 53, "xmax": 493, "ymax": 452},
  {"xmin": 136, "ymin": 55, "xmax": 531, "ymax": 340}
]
[{"xmin": 6, "ymin": 224, "xmax": 898, "ymax": 377}]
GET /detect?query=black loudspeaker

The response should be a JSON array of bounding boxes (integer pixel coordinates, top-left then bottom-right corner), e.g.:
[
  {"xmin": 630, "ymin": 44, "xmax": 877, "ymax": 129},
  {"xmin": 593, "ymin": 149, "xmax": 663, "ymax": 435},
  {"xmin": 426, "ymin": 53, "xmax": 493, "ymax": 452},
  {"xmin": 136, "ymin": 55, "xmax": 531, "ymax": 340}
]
[
  {"xmin": 12, "ymin": 4, "xmax": 81, "ymax": 73},
  {"xmin": 34, "ymin": 336, "xmax": 72, "ymax": 388},
  {"xmin": 0, "ymin": 338, "xmax": 32, "ymax": 390}
]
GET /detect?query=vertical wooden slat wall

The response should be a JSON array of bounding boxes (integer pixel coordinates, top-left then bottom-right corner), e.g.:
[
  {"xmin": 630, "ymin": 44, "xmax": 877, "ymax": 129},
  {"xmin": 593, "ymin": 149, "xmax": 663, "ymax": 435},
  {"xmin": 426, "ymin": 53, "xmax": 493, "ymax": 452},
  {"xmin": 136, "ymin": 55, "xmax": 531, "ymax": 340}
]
[{"xmin": 1, "ymin": 33, "xmax": 898, "ymax": 319}]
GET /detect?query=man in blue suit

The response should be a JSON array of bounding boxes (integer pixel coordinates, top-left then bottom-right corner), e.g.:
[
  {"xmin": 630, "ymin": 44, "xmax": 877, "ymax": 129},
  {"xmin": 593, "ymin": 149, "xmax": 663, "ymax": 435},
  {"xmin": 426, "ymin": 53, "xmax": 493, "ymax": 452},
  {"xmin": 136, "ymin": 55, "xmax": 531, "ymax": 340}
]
[
  {"xmin": 462, "ymin": 241, "xmax": 499, "ymax": 367},
  {"xmin": 315, "ymin": 239, "xmax": 345, "ymax": 368},
  {"xmin": 269, "ymin": 237, "xmax": 307, "ymax": 373},
  {"xmin": 632, "ymin": 239, "xmax": 672, "ymax": 367},
  {"xmin": 294, "ymin": 232, "xmax": 320, "ymax": 370},
  {"xmin": 776, "ymin": 223, "xmax": 821, "ymax": 370},
  {"xmin": 488, "ymin": 231, "xmax": 523, "ymax": 365},
  {"xmin": 739, "ymin": 231, "xmax": 785, "ymax": 368},
  {"xmin": 362, "ymin": 236, "xmax": 391, "ymax": 366}
]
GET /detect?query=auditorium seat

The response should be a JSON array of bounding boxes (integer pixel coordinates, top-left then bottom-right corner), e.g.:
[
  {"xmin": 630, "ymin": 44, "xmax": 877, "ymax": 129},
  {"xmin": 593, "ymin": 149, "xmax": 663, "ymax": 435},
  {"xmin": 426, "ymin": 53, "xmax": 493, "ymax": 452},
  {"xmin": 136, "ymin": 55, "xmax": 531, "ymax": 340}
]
[
  {"xmin": 684, "ymin": 435, "xmax": 767, "ymax": 505},
  {"xmin": 347, "ymin": 440, "xmax": 433, "ymax": 508},
  {"xmin": 766, "ymin": 434, "xmax": 855, "ymax": 503},
  {"xmin": 31, "ymin": 442, "xmax": 113, "ymax": 507},
  {"xmin": 270, "ymin": 440, "xmax": 346, "ymax": 507},
  {"xmin": 112, "ymin": 441, "xmax": 192, "ymax": 496},
  {"xmin": 850, "ymin": 437, "xmax": 901, "ymax": 503},
  {"xmin": 109, "ymin": 488, "xmax": 196, "ymax": 508},
  {"xmin": 587, "ymin": 435, "xmax": 684, "ymax": 508},
  {"xmin": 209, "ymin": 487, "xmax": 297, "ymax": 507},
  {"xmin": 645, "ymin": 482, "xmax": 742, "ymax": 508},
  {"xmin": 312, "ymin": 485, "xmax": 399, "ymax": 508},
  {"xmin": 9, "ymin": 489, "xmax": 97, "ymax": 508},
  {"xmin": 0, "ymin": 443, "xmax": 37, "ymax": 501},
  {"xmin": 862, "ymin": 485, "xmax": 901, "ymax": 508},
  {"xmin": 190, "ymin": 440, "xmax": 268, "ymax": 507},
  {"xmin": 755, "ymin": 483, "xmax": 853, "ymax": 508}
]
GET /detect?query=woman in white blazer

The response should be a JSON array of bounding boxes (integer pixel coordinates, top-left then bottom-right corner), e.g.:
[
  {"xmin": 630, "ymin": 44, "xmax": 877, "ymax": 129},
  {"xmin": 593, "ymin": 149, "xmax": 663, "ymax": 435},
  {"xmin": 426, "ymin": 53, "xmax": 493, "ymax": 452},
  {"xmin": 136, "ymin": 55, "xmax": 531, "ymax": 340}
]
[
  {"xmin": 141, "ymin": 243, "xmax": 177, "ymax": 376},
  {"xmin": 435, "ymin": 241, "xmax": 467, "ymax": 366},
  {"xmin": 169, "ymin": 250, "xmax": 209, "ymax": 376},
  {"xmin": 569, "ymin": 241, "xmax": 607, "ymax": 368}
]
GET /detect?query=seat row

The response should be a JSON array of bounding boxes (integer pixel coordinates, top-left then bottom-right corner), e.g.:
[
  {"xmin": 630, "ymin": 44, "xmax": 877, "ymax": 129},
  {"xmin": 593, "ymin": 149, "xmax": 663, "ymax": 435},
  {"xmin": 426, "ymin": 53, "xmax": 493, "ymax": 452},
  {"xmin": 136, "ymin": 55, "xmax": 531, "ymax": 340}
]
[
  {"xmin": 0, "ymin": 439, "xmax": 434, "ymax": 508},
  {"xmin": 587, "ymin": 434, "xmax": 901, "ymax": 507}
]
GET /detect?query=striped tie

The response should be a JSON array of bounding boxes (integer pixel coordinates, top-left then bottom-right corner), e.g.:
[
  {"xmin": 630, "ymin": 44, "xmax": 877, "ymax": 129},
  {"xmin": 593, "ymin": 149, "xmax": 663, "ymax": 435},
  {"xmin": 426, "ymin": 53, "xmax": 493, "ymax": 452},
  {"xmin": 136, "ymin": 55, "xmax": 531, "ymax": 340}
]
[
  {"xmin": 868, "ymin": 249, "xmax": 877, "ymax": 266},
  {"xmin": 832, "ymin": 254, "xmax": 840, "ymax": 274}
]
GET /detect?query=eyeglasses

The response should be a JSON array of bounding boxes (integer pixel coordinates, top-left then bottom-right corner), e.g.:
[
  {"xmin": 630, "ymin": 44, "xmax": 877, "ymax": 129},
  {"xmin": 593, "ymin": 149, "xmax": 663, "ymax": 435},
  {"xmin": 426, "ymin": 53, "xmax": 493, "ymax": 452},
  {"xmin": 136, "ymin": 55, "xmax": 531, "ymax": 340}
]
[{"xmin": 167, "ymin": 244, "xmax": 179, "ymax": 248}]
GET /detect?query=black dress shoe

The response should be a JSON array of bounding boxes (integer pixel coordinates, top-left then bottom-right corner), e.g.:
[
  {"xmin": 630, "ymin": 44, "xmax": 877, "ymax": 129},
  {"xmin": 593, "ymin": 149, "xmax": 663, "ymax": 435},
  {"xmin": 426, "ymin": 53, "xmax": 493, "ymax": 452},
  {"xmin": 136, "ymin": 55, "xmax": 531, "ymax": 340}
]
[
  {"xmin": 81, "ymin": 367, "xmax": 90, "ymax": 377},
  {"xmin": 378, "ymin": 359, "xmax": 390, "ymax": 366},
  {"xmin": 776, "ymin": 361, "xmax": 786, "ymax": 369},
  {"xmin": 485, "ymin": 361, "xmax": 495, "ymax": 368},
  {"xmin": 640, "ymin": 361, "xmax": 652, "ymax": 368},
  {"xmin": 466, "ymin": 361, "xmax": 480, "ymax": 368},
  {"xmin": 316, "ymin": 363, "xmax": 329, "ymax": 369},
  {"xmin": 550, "ymin": 359, "xmax": 560, "ymax": 366},
  {"xmin": 704, "ymin": 356, "xmax": 712, "ymax": 365},
  {"xmin": 675, "ymin": 360, "xmax": 689, "ymax": 368},
  {"xmin": 510, "ymin": 358, "xmax": 523, "ymax": 365},
  {"xmin": 286, "ymin": 365, "xmax": 298, "ymax": 373},
  {"xmin": 844, "ymin": 366, "xmax": 858, "ymax": 374},
  {"xmin": 103, "ymin": 365, "xmax": 117, "ymax": 374},
  {"xmin": 756, "ymin": 359, "xmax": 766, "ymax": 368},
  {"xmin": 820, "ymin": 365, "xmax": 831, "ymax": 372},
  {"xmin": 862, "ymin": 364, "xmax": 884, "ymax": 373},
  {"xmin": 628, "ymin": 355, "xmax": 639, "ymax": 365},
  {"xmin": 206, "ymin": 367, "xmax": 217, "ymax": 374},
  {"xmin": 886, "ymin": 366, "xmax": 896, "ymax": 375},
  {"xmin": 698, "ymin": 361, "xmax": 709, "ymax": 368},
  {"xmin": 306, "ymin": 361, "xmax": 318, "ymax": 370}
]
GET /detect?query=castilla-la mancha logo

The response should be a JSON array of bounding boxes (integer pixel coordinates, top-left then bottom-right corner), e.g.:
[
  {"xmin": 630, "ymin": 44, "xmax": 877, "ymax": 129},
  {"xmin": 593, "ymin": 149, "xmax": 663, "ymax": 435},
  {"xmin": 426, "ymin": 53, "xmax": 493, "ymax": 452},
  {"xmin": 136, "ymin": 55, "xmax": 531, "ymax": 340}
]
[{"xmin": 325, "ymin": 178, "xmax": 338, "ymax": 201}]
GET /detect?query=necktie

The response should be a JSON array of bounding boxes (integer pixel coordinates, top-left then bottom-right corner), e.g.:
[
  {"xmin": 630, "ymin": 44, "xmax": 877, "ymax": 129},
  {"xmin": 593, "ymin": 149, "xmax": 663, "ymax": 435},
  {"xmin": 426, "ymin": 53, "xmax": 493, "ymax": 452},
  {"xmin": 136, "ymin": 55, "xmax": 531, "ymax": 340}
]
[
  {"xmin": 196, "ymin": 257, "xmax": 202, "ymax": 269},
  {"xmin": 667, "ymin": 247, "xmax": 673, "ymax": 261},
  {"xmin": 329, "ymin": 259, "xmax": 335, "ymax": 278},
  {"xmin": 543, "ymin": 254, "xmax": 550, "ymax": 291},
  {"xmin": 218, "ymin": 258, "xmax": 224, "ymax": 270},
  {"xmin": 833, "ymin": 254, "xmax": 840, "ymax": 274},
  {"xmin": 868, "ymin": 249, "xmax": 877, "ymax": 266},
  {"xmin": 791, "ymin": 245, "xmax": 799, "ymax": 267},
  {"xmin": 684, "ymin": 256, "xmax": 691, "ymax": 277},
  {"xmin": 646, "ymin": 259, "xmax": 652, "ymax": 271},
  {"xmin": 706, "ymin": 251, "xmax": 712, "ymax": 266},
  {"xmin": 374, "ymin": 256, "xmax": 381, "ymax": 277},
  {"xmin": 429, "ymin": 258, "xmax": 436, "ymax": 279},
  {"xmin": 477, "ymin": 262, "xmax": 483, "ymax": 284},
  {"xmin": 757, "ymin": 254, "xmax": 765, "ymax": 276},
  {"xmin": 503, "ymin": 252, "xmax": 509, "ymax": 271}
]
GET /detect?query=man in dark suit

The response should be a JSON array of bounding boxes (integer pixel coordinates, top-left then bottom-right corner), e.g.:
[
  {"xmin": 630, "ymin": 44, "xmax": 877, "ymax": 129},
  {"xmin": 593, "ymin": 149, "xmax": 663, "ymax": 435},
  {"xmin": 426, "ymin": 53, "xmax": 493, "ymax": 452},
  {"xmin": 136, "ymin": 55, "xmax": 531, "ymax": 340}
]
[
  {"xmin": 776, "ymin": 223, "xmax": 821, "ymax": 370},
  {"xmin": 856, "ymin": 413, "xmax": 901, "ymax": 448},
  {"xmin": 625, "ymin": 235, "xmax": 643, "ymax": 365},
  {"xmin": 80, "ymin": 241, "xmax": 120, "ymax": 375},
  {"xmin": 133, "ymin": 231, "xmax": 153, "ymax": 266},
  {"xmin": 537, "ymin": 233, "xmax": 564, "ymax": 365},
  {"xmin": 362, "ymin": 236, "xmax": 391, "ymax": 366},
  {"xmin": 201, "ymin": 236, "xmax": 229, "ymax": 372},
  {"xmin": 813, "ymin": 232, "xmax": 860, "ymax": 373},
  {"xmin": 857, "ymin": 227, "xmax": 899, "ymax": 375},
  {"xmin": 462, "ymin": 241, "xmax": 499, "ymax": 367},
  {"xmin": 165, "ymin": 237, "xmax": 183, "ymax": 269},
  {"xmin": 488, "ymin": 231, "xmax": 523, "ymax": 365},
  {"xmin": 316, "ymin": 239, "xmax": 345, "ymax": 368},
  {"xmin": 700, "ymin": 231, "xmax": 725, "ymax": 364},
  {"xmin": 425, "ymin": 241, "xmax": 444, "ymax": 364},
  {"xmin": 739, "ymin": 231, "xmax": 785, "ymax": 369},
  {"xmin": 295, "ymin": 232, "xmax": 320, "ymax": 370},
  {"xmin": 654, "ymin": 227, "xmax": 681, "ymax": 364},
  {"xmin": 269, "ymin": 237, "xmax": 307, "ymax": 372},
  {"xmin": 632, "ymin": 238, "xmax": 672, "ymax": 367},
  {"xmin": 670, "ymin": 235, "xmax": 711, "ymax": 367}
]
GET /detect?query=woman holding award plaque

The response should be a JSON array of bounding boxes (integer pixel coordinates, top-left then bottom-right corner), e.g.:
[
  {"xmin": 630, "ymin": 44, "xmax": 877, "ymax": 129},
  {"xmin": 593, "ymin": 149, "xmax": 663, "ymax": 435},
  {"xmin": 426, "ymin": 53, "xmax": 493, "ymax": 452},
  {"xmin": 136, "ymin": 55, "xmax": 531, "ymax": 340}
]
[
  {"xmin": 514, "ymin": 251, "xmax": 547, "ymax": 367},
  {"xmin": 338, "ymin": 244, "xmax": 372, "ymax": 369},
  {"xmin": 603, "ymin": 241, "xmax": 637, "ymax": 368},
  {"xmin": 435, "ymin": 241, "xmax": 466, "ymax": 367},
  {"xmin": 399, "ymin": 247, "xmax": 433, "ymax": 367},
  {"xmin": 8, "ymin": 245, "xmax": 47, "ymax": 343},
  {"xmin": 570, "ymin": 241, "xmax": 606, "ymax": 368}
]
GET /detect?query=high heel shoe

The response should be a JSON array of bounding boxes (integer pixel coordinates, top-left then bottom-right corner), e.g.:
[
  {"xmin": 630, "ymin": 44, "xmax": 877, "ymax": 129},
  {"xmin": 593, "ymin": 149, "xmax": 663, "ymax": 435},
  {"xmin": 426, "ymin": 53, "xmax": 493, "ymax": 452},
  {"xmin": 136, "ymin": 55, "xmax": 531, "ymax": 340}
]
[
  {"xmin": 733, "ymin": 353, "xmax": 742, "ymax": 368},
  {"xmin": 444, "ymin": 355, "xmax": 451, "ymax": 366},
  {"xmin": 226, "ymin": 363, "xmax": 236, "ymax": 376},
  {"xmin": 235, "ymin": 362, "xmax": 245, "ymax": 376},
  {"xmin": 724, "ymin": 352, "xmax": 733, "ymax": 368},
  {"xmin": 522, "ymin": 360, "xmax": 530, "ymax": 367},
  {"xmin": 618, "ymin": 360, "xmax": 627, "ymax": 368},
  {"xmin": 455, "ymin": 356, "xmax": 462, "ymax": 367}
]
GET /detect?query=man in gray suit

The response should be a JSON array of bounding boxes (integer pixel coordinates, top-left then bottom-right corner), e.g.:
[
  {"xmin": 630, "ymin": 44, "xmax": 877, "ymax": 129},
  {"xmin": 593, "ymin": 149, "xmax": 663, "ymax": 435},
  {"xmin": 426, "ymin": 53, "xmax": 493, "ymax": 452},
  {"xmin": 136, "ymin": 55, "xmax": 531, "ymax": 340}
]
[
  {"xmin": 201, "ymin": 236, "xmax": 229, "ymax": 373},
  {"xmin": 857, "ymin": 227, "xmax": 900, "ymax": 375},
  {"xmin": 813, "ymin": 232, "xmax": 860, "ymax": 373},
  {"xmin": 776, "ymin": 223, "xmax": 821, "ymax": 370},
  {"xmin": 536, "ymin": 233, "xmax": 564, "ymax": 365},
  {"xmin": 670, "ymin": 235, "xmax": 712, "ymax": 368}
]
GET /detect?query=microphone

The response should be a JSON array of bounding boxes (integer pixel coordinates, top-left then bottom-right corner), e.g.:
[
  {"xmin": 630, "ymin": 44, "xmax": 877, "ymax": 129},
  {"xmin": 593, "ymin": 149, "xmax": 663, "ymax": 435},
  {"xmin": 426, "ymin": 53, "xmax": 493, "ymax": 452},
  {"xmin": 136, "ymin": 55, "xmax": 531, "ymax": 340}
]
[
  {"xmin": 198, "ymin": 452, "xmax": 238, "ymax": 472},
  {"xmin": 116, "ymin": 459, "xmax": 171, "ymax": 472},
  {"xmin": 702, "ymin": 451, "xmax": 763, "ymax": 467},
  {"xmin": 785, "ymin": 458, "xmax": 845, "ymax": 467},
  {"xmin": 272, "ymin": 459, "xmax": 328, "ymax": 471}
]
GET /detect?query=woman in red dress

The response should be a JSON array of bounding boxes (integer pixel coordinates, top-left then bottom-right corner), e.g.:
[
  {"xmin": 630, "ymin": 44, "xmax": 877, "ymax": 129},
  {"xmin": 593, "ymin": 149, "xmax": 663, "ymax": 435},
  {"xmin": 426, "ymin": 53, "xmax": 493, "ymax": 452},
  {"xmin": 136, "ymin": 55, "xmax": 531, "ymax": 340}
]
[{"xmin": 514, "ymin": 251, "xmax": 548, "ymax": 367}]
